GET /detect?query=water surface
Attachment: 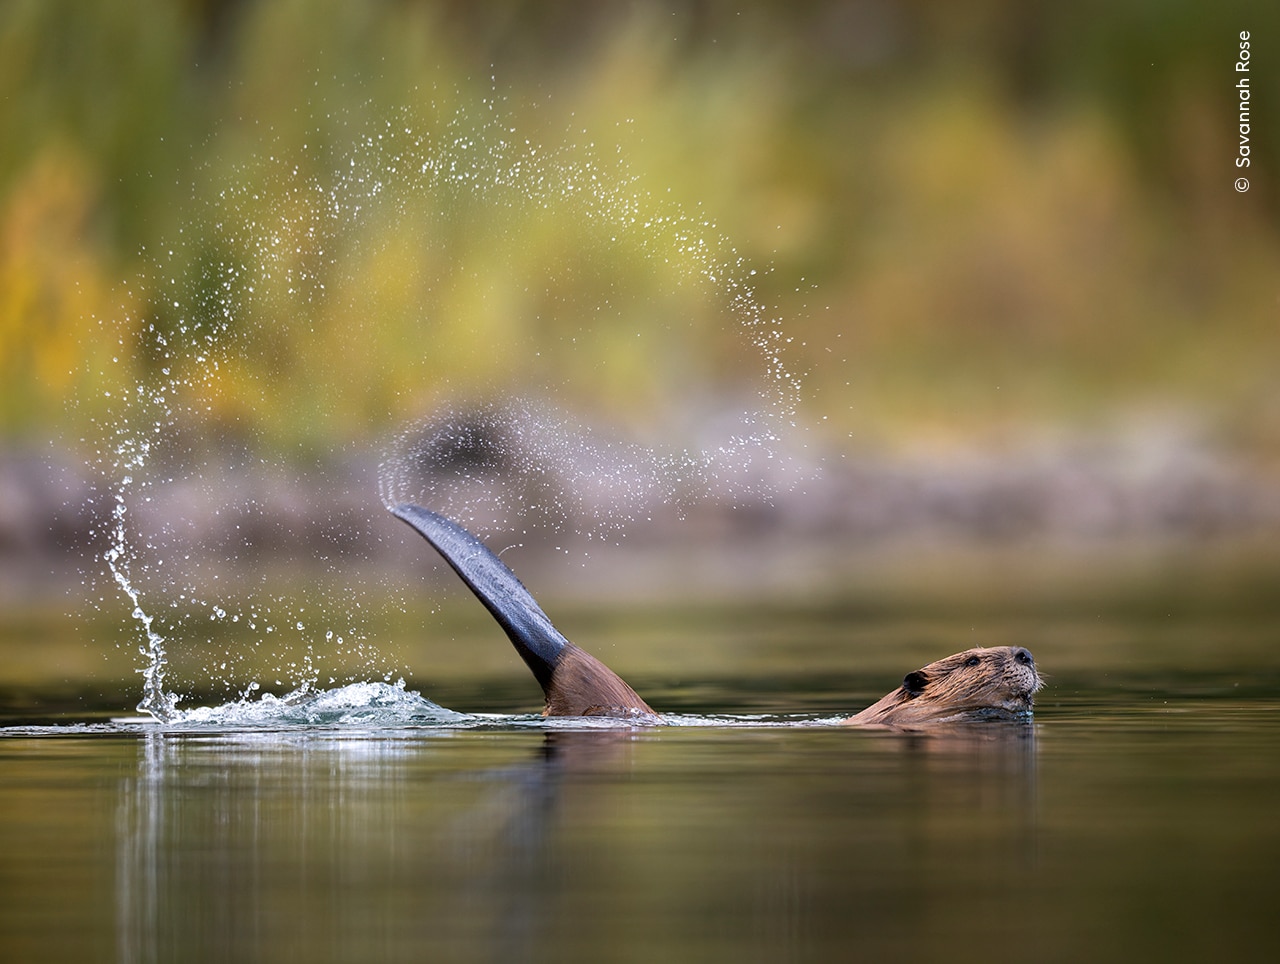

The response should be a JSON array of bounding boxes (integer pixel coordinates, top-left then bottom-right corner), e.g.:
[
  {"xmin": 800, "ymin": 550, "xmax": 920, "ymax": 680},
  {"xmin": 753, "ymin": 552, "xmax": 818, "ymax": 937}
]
[{"xmin": 1, "ymin": 613, "xmax": 1277, "ymax": 964}]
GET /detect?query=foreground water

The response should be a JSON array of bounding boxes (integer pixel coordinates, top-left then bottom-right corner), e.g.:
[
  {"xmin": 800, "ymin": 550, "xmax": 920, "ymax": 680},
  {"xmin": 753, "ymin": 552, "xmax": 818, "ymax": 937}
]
[{"xmin": 2, "ymin": 627, "xmax": 1277, "ymax": 964}]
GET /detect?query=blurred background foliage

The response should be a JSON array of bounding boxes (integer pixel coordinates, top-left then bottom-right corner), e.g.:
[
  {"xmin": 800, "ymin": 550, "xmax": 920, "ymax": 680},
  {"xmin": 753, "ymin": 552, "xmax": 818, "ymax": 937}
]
[
  {"xmin": 0, "ymin": 0, "xmax": 1277, "ymax": 700},
  {"xmin": 1, "ymin": 0, "xmax": 1276, "ymax": 461}
]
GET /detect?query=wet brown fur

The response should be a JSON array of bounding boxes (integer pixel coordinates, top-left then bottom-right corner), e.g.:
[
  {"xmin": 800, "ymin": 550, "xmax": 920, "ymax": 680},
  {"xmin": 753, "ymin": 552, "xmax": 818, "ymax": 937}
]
[
  {"xmin": 541, "ymin": 643, "xmax": 1039, "ymax": 726},
  {"xmin": 842, "ymin": 646, "xmax": 1042, "ymax": 726},
  {"xmin": 544, "ymin": 643, "xmax": 658, "ymax": 719}
]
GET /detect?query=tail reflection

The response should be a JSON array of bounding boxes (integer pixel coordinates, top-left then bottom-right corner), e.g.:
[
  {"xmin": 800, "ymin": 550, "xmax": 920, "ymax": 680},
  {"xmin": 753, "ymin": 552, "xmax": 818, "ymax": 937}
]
[{"xmin": 114, "ymin": 723, "xmax": 1033, "ymax": 960}]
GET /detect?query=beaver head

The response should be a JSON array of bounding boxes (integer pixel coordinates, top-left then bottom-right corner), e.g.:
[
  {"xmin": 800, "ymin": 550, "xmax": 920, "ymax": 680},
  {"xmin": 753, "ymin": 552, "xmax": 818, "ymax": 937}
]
[{"xmin": 844, "ymin": 646, "xmax": 1042, "ymax": 726}]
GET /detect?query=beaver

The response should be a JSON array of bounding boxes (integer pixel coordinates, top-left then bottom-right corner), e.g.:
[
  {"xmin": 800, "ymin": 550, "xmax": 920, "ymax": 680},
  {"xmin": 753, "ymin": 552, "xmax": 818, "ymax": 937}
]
[
  {"xmin": 841, "ymin": 645, "xmax": 1040, "ymax": 725},
  {"xmin": 391, "ymin": 503, "xmax": 1042, "ymax": 725}
]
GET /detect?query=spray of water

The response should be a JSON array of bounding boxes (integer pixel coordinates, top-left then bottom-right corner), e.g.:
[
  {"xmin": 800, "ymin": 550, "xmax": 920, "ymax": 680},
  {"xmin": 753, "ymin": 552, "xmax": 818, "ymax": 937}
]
[
  {"xmin": 104, "ymin": 477, "xmax": 177, "ymax": 720},
  {"xmin": 86, "ymin": 95, "xmax": 805, "ymax": 721}
]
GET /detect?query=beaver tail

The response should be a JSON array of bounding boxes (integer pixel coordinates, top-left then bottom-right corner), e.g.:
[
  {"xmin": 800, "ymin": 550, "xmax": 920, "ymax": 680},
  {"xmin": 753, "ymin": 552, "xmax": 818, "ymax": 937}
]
[{"xmin": 391, "ymin": 504, "xmax": 655, "ymax": 719}]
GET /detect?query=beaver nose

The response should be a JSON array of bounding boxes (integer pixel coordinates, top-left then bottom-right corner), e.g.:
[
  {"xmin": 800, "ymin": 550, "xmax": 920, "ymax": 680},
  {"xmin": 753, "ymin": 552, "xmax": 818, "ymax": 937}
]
[{"xmin": 1014, "ymin": 648, "xmax": 1034, "ymax": 666}]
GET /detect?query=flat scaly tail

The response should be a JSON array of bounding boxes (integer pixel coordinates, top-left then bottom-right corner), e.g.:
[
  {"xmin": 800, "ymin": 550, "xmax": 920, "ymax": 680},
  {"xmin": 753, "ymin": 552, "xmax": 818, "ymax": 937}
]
[{"xmin": 391, "ymin": 504, "xmax": 656, "ymax": 719}]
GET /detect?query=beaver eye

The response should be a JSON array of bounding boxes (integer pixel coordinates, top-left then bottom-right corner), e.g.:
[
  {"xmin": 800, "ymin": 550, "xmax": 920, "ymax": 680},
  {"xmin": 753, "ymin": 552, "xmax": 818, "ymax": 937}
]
[
  {"xmin": 903, "ymin": 671, "xmax": 928, "ymax": 696},
  {"xmin": 965, "ymin": 655, "xmax": 981, "ymax": 667}
]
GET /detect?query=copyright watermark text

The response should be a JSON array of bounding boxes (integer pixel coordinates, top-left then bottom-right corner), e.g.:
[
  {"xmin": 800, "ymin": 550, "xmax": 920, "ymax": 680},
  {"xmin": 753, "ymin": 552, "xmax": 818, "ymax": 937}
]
[{"xmin": 1235, "ymin": 30, "xmax": 1253, "ymax": 191}]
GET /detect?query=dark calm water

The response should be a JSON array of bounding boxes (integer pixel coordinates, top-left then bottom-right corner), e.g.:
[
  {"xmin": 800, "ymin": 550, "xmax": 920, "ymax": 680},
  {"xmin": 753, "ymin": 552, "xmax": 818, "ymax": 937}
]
[{"xmin": 2, "ymin": 624, "xmax": 1278, "ymax": 964}]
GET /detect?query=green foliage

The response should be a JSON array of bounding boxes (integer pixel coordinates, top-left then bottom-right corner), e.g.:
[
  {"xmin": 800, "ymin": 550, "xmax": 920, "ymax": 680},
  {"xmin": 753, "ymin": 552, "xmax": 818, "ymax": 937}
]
[{"xmin": 1, "ymin": 0, "xmax": 1277, "ymax": 454}]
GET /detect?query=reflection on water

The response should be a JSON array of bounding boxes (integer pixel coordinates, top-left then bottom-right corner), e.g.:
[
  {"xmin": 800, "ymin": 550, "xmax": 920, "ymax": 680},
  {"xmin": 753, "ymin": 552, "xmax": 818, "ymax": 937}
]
[
  {"xmin": 3, "ymin": 675, "xmax": 1279, "ymax": 962},
  {"xmin": 104, "ymin": 720, "xmax": 1040, "ymax": 964},
  {"xmin": 116, "ymin": 730, "xmax": 460, "ymax": 963}
]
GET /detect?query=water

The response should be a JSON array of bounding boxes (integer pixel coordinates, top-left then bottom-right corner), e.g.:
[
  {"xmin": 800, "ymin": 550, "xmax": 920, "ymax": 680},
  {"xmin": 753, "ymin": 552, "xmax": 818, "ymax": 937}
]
[{"xmin": 2, "ymin": 614, "xmax": 1277, "ymax": 963}]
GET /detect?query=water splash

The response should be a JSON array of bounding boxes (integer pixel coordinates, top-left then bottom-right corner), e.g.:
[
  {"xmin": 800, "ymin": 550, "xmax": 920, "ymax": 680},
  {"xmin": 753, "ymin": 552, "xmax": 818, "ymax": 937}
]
[
  {"xmin": 87, "ymin": 94, "xmax": 805, "ymax": 720},
  {"xmin": 167, "ymin": 680, "xmax": 466, "ymax": 728},
  {"xmin": 104, "ymin": 476, "xmax": 178, "ymax": 721}
]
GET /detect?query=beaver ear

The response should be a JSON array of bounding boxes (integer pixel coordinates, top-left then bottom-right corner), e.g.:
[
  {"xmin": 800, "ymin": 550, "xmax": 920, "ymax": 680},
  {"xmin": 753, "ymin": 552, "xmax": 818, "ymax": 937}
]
[{"xmin": 902, "ymin": 671, "xmax": 928, "ymax": 696}]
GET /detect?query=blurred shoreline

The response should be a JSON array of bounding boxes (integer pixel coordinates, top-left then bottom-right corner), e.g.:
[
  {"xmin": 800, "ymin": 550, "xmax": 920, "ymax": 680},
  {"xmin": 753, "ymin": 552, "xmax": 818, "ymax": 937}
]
[{"xmin": 5, "ymin": 425, "xmax": 1278, "ymax": 612}]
